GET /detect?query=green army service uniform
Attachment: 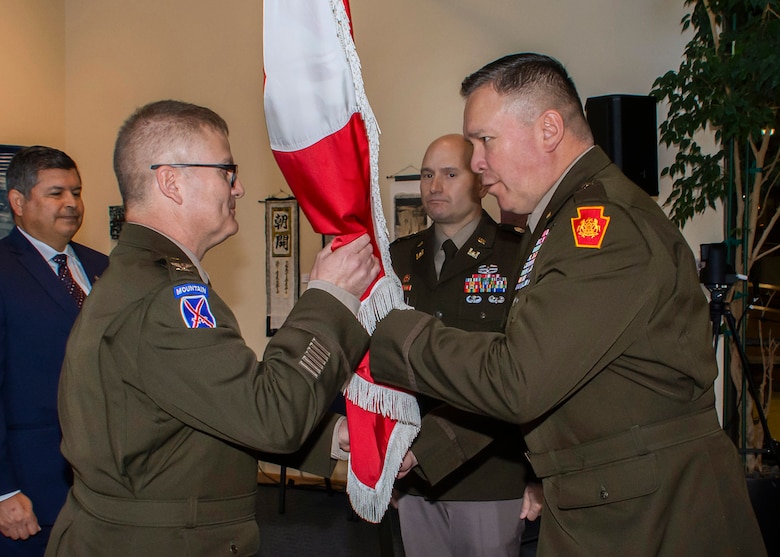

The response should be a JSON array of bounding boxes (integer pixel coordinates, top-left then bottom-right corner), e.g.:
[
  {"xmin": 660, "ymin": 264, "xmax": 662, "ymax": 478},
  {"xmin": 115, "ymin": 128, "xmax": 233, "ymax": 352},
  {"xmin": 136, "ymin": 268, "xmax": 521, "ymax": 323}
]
[
  {"xmin": 371, "ymin": 147, "xmax": 766, "ymax": 557},
  {"xmin": 390, "ymin": 211, "xmax": 530, "ymax": 502},
  {"xmin": 46, "ymin": 224, "xmax": 369, "ymax": 557}
]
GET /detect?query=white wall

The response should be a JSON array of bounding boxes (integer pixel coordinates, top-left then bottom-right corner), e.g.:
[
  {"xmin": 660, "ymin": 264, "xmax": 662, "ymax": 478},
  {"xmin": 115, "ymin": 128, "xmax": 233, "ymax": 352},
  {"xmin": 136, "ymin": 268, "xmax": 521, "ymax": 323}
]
[{"xmin": 2, "ymin": 0, "xmax": 724, "ymax": 363}]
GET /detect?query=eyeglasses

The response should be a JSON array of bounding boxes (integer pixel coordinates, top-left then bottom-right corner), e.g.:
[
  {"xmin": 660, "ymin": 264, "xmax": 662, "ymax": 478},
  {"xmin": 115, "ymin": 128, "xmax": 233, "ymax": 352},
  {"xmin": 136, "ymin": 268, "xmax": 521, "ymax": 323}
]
[{"xmin": 150, "ymin": 163, "xmax": 238, "ymax": 188}]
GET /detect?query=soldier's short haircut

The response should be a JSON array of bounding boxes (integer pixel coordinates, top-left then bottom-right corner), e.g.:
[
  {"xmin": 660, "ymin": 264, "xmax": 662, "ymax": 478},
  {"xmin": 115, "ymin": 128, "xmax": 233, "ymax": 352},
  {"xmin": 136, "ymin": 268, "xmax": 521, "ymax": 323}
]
[
  {"xmin": 113, "ymin": 100, "xmax": 229, "ymax": 207},
  {"xmin": 461, "ymin": 53, "xmax": 592, "ymax": 142}
]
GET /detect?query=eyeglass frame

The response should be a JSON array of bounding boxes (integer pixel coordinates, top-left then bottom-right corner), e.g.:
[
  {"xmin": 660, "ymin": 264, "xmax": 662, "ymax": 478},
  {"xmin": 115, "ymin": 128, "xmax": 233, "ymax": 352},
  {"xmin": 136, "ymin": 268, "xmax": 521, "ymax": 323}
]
[{"xmin": 150, "ymin": 163, "xmax": 238, "ymax": 188}]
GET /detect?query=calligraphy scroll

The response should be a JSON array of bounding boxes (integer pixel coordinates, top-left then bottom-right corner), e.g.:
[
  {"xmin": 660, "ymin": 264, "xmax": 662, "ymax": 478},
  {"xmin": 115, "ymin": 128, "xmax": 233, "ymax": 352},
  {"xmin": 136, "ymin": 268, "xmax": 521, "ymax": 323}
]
[{"xmin": 265, "ymin": 197, "xmax": 299, "ymax": 336}]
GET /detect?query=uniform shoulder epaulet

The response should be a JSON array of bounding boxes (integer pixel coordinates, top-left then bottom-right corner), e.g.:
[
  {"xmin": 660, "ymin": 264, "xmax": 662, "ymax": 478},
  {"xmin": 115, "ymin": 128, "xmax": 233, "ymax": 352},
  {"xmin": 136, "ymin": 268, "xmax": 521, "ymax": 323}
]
[
  {"xmin": 497, "ymin": 222, "xmax": 526, "ymax": 235},
  {"xmin": 573, "ymin": 180, "xmax": 607, "ymax": 203},
  {"xmin": 391, "ymin": 230, "xmax": 423, "ymax": 246}
]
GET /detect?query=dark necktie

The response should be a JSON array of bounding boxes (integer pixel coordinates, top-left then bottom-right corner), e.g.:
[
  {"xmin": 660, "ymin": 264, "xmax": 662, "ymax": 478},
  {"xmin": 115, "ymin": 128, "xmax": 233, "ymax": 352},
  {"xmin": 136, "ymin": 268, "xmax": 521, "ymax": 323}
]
[
  {"xmin": 439, "ymin": 239, "xmax": 458, "ymax": 279},
  {"xmin": 53, "ymin": 254, "xmax": 86, "ymax": 308}
]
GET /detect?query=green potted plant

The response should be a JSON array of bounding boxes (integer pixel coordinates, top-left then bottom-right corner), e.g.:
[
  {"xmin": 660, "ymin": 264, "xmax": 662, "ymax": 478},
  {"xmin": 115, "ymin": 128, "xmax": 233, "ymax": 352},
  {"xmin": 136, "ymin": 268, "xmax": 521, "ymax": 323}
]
[
  {"xmin": 652, "ymin": 0, "xmax": 780, "ymax": 468},
  {"xmin": 652, "ymin": 1, "xmax": 779, "ymax": 549}
]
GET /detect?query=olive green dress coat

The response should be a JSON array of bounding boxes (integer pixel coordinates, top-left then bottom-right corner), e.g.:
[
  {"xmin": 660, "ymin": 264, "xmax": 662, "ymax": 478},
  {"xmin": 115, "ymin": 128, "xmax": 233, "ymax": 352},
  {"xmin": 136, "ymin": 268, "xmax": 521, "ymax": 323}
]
[
  {"xmin": 46, "ymin": 224, "xmax": 369, "ymax": 557},
  {"xmin": 370, "ymin": 147, "xmax": 766, "ymax": 557},
  {"xmin": 390, "ymin": 211, "xmax": 530, "ymax": 501}
]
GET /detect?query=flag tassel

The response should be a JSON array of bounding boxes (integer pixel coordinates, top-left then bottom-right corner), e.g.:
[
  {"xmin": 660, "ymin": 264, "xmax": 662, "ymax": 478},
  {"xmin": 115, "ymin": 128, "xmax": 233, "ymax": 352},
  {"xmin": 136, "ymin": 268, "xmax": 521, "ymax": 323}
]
[{"xmin": 346, "ymin": 421, "xmax": 420, "ymax": 523}]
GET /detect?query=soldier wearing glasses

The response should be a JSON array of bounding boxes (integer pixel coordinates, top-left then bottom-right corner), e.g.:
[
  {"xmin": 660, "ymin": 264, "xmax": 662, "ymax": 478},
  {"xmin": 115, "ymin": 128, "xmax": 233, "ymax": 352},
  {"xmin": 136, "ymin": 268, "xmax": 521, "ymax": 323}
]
[{"xmin": 46, "ymin": 100, "xmax": 379, "ymax": 556}]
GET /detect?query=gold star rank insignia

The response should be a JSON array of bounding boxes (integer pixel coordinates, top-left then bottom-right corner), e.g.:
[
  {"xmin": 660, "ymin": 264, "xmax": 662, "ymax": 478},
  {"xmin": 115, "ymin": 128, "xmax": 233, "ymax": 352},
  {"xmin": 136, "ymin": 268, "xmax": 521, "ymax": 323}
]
[{"xmin": 571, "ymin": 206, "xmax": 610, "ymax": 248}]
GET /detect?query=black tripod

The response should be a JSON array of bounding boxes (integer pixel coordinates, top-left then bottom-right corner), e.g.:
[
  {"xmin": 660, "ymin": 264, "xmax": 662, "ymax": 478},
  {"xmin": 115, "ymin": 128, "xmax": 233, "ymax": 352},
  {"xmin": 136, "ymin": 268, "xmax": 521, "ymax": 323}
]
[{"xmin": 709, "ymin": 285, "xmax": 780, "ymax": 464}]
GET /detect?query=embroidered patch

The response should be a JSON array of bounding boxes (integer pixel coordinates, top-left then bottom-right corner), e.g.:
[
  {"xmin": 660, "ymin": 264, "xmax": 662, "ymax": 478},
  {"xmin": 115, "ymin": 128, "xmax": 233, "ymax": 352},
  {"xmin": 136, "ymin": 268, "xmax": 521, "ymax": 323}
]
[
  {"xmin": 299, "ymin": 337, "xmax": 330, "ymax": 378},
  {"xmin": 517, "ymin": 228, "xmax": 550, "ymax": 291},
  {"xmin": 173, "ymin": 283, "xmax": 216, "ymax": 329},
  {"xmin": 571, "ymin": 206, "xmax": 610, "ymax": 249},
  {"xmin": 464, "ymin": 274, "xmax": 507, "ymax": 293}
]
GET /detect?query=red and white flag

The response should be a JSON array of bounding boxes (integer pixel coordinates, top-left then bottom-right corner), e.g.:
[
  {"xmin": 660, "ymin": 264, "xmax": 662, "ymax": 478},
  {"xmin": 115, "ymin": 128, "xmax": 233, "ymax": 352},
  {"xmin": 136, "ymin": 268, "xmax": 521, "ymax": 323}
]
[{"xmin": 263, "ymin": 0, "xmax": 419, "ymax": 522}]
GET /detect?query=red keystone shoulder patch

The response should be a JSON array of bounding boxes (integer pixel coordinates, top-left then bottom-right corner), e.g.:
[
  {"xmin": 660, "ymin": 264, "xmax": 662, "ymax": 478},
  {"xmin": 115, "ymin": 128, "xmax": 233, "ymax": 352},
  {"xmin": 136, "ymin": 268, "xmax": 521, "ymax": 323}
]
[{"xmin": 571, "ymin": 206, "xmax": 610, "ymax": 249}]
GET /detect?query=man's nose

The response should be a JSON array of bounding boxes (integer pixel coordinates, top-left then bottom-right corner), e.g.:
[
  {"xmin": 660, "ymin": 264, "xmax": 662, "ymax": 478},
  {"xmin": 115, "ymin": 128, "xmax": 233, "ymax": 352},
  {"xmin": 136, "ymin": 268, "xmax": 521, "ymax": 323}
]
[
  {"xmin": 63, "ymin": 191, "xmax": 79, "ymax": 207},
  {"xmin": 232, "ymin": 177, "xmax": 246, "ymax": 199},
  {"xmin": 471, "ymin": 154, "xmax": 486, "ymax": 174}
]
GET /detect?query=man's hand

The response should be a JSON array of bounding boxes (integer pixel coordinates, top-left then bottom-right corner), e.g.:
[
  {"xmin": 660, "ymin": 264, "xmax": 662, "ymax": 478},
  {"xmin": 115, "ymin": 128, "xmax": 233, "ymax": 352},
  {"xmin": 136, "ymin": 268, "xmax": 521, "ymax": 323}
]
[
  {"xmin": 310, "ymin": 234, "xmax": 380, "ymax": 298},
  {"xmin": 519, "ymin": 482, "xmax": 543, "ymax": 521},
  {"xmin": 337, "ymin": 416, "xmax": 350, "ymax": 452},
  {"xmin": 396, "ymin": 450, "xmax": 418, "ymax": 479},
  {"xmin": 0, "ymin": 493, "xmax": 40, "ymax": 540}
]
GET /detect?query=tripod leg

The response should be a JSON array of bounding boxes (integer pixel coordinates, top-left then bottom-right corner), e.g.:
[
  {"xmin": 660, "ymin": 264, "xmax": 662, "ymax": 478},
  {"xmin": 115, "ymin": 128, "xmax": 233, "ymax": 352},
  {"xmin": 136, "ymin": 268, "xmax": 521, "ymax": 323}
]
[{"xmin": 723, "ymin": 309, "xmax": 780, "ymax": 464}]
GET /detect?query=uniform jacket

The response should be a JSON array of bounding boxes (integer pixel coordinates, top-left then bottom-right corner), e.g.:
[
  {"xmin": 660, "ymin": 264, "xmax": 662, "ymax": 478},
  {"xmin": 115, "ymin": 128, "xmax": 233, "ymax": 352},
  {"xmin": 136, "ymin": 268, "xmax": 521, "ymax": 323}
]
[
  {"xmin": 46, "ymin": 224, "xmax": 369, "ymax": 557},
  {"xmin": 390, "ymin": 211, "xmax": 529, "ymax": 501},
  {"xmin": 371, "ymin": 147, "xmax": 766, "ymax": 557},
  {"xmin": 0, "ymin": 226, "xmax": 108, "ymax": 531}
]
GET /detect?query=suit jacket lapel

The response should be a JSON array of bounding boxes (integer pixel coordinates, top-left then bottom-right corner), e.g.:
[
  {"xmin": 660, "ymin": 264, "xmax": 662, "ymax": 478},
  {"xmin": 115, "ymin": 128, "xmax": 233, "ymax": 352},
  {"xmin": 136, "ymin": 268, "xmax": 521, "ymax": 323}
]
[
  {"xmin": 438, "ymin": 211, "xmax": 498, "ymax": 283},
  {"xmin": 8, "ymin": 228, "xmax": 82, "ymax": 317},
  {"xmin": 71, "ymin": 242, "xmax": 105, "ymax": 286},
  {"xmin": 411, "ymin": 226, "xmax": 439, "ymax": 290}
]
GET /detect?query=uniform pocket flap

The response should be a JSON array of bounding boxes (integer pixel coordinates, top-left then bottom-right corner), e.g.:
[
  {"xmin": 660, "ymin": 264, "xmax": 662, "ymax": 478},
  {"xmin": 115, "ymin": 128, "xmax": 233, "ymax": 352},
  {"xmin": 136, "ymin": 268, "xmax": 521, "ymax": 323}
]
[{"xmin": 557, "ymin": 453, "xmax": 659, "ymax": 509}]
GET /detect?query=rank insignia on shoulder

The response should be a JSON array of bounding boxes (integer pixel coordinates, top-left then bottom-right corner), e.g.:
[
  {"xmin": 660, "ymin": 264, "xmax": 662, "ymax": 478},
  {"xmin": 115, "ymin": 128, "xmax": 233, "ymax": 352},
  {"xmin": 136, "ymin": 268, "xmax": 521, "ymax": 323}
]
[
  {"xmin": 571, "ymin": 206, "xmax": 610, "ymax": 249},
  {"xmin": 173, "ymin": 283, "xmax": 216, "ymax": 329},
  {"xmin": 168, "ymin": 258, "xmax": 196, "ymax": 273}
]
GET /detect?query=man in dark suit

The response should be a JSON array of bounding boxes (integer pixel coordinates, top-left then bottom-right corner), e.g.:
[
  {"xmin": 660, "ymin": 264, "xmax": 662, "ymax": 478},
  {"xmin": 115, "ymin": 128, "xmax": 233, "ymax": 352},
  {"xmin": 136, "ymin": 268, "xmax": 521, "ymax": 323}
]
[
  {"xmin": 0, "ymin": 146, "xmax": 109, "ymax": 556},
  {"xmin": 389, "ymin": 134, "xmax": 541, "ymax": 556},
  {"xmin": 369, "ymin": 53, "xmax": 767, "ymax": 556}
]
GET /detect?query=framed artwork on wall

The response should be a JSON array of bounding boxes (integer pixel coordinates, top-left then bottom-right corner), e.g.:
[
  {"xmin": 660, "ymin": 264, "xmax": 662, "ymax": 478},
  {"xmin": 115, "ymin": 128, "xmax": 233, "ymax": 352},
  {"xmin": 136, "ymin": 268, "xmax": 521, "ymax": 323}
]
[
  {"xmin": 109, "ymin": 205, "xmax": 126, "ymax": 240},
  {"xmin": 389, "ymin": 174, "xmax": 427, "ymax": 241},
  {"xmin": 0, "ymin": 145, "xmax": 24, "ymax": 240},
  {"xmin": 264, "ymin": 196, "xmax": 299, "ymax": 336}
]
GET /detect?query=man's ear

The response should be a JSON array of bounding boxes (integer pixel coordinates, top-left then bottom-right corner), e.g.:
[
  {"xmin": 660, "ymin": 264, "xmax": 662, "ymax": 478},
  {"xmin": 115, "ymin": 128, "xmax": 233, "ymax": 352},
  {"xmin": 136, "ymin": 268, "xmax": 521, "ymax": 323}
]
[
  {"xmin": 540, "ymin": 110, "xmax": 565, "ymax": 152},
  {"xmin": 154, "ymin": 166, "xmax": 184, "ymax": 205},
  {"xmin": 7, "ymin": 189, "xmax": 25, "ymax": 218}
]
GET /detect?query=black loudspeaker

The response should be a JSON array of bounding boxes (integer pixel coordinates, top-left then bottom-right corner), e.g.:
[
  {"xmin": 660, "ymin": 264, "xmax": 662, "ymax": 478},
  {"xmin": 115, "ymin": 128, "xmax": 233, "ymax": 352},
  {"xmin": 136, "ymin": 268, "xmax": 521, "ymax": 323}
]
[{"xmin": 584, "ymin": 94, "xmax": 659, "ymax": 196}]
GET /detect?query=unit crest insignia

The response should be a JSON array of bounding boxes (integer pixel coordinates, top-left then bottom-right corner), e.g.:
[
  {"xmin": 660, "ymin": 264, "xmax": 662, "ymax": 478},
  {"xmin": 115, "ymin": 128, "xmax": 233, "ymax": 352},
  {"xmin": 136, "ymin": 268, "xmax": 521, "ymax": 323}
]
[{"xmin": 571, "ymin": 206, "xmax": 610, "ymax": 249}]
